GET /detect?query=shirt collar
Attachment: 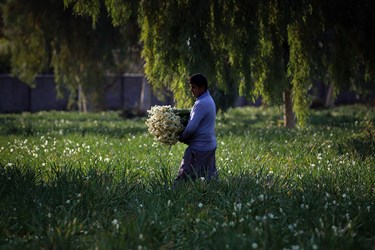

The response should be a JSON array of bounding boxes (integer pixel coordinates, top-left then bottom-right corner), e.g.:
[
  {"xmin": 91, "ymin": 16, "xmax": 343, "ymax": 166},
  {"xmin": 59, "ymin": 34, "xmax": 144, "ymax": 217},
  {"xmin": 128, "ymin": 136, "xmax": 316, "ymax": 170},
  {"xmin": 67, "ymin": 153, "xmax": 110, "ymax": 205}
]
[{"xmin": 197, "ymin": 90, "xmax": 209, "ymax": 100}]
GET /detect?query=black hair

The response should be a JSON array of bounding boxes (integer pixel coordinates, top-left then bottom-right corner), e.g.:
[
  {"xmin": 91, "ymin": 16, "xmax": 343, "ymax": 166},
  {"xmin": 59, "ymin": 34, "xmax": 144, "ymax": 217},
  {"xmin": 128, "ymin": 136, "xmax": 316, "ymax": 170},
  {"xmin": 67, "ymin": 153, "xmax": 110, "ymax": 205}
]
[{"xmin": 189, "ymin": 73, "xmax": 208, "ymax": 90}]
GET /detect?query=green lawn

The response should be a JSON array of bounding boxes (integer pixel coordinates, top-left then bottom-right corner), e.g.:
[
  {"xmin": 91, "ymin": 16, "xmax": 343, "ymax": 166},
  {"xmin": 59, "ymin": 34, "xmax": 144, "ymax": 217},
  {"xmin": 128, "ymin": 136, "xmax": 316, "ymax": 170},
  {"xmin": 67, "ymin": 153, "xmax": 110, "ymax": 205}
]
[{"xmin": 0, "ymin": 105, "xmax": 374, "ymax": 249}]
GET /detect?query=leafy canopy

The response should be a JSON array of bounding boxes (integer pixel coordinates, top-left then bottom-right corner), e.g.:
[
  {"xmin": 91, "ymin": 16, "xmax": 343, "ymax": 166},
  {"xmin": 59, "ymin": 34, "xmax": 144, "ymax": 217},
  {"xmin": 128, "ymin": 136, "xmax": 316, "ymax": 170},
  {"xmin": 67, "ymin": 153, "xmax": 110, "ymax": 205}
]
[{"xmin": 2, "ymin": 0, "xmax": 375, "ymax": 123}]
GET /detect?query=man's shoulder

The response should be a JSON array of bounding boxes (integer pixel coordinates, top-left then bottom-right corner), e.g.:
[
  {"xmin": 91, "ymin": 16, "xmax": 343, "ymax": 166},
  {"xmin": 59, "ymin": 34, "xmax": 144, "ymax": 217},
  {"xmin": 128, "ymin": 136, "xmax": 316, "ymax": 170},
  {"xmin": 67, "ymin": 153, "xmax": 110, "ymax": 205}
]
[
  {"xmin": 201, "ymin": 92, "xmax": 214, "ymax": 101},
  {"xmin": 203, "ymin": 94, "xmax": 215, "ymax": 106}
]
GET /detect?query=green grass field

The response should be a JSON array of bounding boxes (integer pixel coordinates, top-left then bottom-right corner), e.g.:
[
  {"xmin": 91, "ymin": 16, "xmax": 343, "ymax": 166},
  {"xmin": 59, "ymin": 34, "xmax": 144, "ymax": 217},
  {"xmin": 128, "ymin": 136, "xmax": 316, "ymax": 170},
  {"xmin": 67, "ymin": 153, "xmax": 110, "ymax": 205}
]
[{"xmin": 1, "ymin": 105, "xmax": 374, "ymax": 249}]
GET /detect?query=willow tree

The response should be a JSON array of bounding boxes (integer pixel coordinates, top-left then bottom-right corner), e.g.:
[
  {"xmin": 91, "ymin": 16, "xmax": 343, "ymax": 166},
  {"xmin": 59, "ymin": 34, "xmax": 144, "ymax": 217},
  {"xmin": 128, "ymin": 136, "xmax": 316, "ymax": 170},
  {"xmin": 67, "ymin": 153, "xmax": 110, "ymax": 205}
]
[
  {"xmin": 1, "ymin": 0, "xmax": 128, "ymax": 111},
  {"xmin": 0, "ymin": 9, "xmax": 10, "ymax": 73},
  {"xmin": 316, "ymin": 1, "xmax": 375, "ymax": 104},
  {"xmin": 73, "ymin": 0, "xmax": 375, "ymax": 121},
  {"xmin": 140, "ymin": 0, "xmax": 375, "ymax": 127},
  {"xmin": 139, "ymin": 0, "xmax": 316, "ymax": 127},
  {"xmin": 140, "ymin": 1, "xmax": 239, "ymax": 109},
  {"xmin": 7, "ymin": 0, "xmax": 374, "ymax": 122},
  {"xmin": 67, "ymin": 0, "xmax": 238, "ymax": 110}
]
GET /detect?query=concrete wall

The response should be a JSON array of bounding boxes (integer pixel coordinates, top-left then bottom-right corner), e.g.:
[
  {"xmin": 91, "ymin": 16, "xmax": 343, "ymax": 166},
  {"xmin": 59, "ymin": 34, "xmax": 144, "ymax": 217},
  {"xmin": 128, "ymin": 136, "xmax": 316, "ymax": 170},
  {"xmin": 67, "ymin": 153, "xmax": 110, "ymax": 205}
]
[
  {"xmin": 0, "ymin": 74, "xmax": 171, "ymax": 113},
  {"xmin": 3, "ymin": 74, "xmax": 370, "ymax": 113},
  {"xmin": 30, "ymin": 75, "xmax": 69, "ymax": 112},
  {"xmin": 0, "ymin": 75, "xmax": 31, "ymax": 113}
]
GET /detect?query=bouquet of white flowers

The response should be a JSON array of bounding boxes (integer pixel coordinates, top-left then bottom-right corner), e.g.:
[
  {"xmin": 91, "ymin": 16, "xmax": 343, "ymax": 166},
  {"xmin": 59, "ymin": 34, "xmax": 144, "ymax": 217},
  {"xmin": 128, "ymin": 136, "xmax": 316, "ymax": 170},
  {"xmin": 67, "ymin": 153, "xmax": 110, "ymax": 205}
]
[{"xmin": 145, "ymin": 105, "xmax": 190, "ymax": 145}]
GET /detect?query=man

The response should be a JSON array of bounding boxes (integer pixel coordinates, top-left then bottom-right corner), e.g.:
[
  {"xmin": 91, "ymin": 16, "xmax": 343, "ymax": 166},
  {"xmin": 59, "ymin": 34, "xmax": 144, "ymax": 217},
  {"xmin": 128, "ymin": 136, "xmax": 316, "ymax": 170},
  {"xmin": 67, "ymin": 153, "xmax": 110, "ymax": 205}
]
[{"xmin": 175, "ymin": 73, "xmax": 218, "ymax": 183}]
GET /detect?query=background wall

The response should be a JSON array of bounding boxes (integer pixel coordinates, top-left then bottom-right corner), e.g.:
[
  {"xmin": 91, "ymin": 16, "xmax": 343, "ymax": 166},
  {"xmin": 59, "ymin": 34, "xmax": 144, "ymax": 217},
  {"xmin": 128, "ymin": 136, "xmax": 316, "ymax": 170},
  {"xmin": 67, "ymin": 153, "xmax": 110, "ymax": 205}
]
[
  {"xmin": 0, "ymin": 74, "xmax": 171, "ymax": 113},
  {"xmin": 0, "ymin": 74, "xmax": 373, "ymax": 114}
]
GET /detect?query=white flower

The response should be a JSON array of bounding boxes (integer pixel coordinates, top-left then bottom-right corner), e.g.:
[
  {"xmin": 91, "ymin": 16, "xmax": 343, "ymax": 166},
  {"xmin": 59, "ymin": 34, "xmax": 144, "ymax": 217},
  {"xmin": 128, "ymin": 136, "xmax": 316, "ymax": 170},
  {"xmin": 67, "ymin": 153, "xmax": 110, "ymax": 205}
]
[
  {"xmin": 332, "ymin": 225, "xmax": 338, "ymax": 235},
  {"xmin": 198, "ymin": 202, "xmax": 203, "ymax": 208},
  {"xmin": 252, "ymin": 243, "xmax": 258, "ymax": 249},
  {"xmin": 112, "ymin": 219, "xmax": 119, "ymax": 225},
  {"xmin": 145, "ymin": 105, "xmax": 186, "ymax": 145},
  {"xmin": 234, "ymin": 203, "xmax": 242, "ymax": 212}
]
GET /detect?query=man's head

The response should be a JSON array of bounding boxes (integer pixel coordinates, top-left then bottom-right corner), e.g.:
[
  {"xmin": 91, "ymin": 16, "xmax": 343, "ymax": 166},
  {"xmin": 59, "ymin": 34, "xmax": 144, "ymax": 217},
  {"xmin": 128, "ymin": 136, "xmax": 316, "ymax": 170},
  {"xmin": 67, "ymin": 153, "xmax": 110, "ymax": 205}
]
[{"xmin": 189, "ymin": 73, "xmax": 208, "ymax": 98}]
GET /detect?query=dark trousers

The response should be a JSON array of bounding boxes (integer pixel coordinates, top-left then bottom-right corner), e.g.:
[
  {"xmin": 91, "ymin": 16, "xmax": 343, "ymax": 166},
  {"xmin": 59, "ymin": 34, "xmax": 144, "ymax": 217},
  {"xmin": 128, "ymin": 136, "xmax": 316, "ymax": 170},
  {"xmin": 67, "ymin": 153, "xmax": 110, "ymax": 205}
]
[{"xmin": 175, "ymin": 147, "xmax": 218, "ymax": 182}]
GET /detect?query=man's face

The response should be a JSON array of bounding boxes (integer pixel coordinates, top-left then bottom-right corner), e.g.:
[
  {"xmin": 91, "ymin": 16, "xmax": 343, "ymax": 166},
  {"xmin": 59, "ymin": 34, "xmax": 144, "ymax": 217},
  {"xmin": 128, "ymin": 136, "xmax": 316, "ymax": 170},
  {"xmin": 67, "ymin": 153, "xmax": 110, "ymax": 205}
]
[{"xmin": 190, "ymin": 83, "xmax": 206, "ymax": 98}]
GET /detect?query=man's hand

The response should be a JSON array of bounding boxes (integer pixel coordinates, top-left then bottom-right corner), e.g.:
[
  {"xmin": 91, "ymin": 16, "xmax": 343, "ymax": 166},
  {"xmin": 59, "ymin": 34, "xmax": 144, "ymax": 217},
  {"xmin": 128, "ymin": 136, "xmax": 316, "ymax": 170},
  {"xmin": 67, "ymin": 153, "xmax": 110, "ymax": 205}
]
[{"xmin": 178, "ymin": 135, "xmax": 188, "ymax": 144}]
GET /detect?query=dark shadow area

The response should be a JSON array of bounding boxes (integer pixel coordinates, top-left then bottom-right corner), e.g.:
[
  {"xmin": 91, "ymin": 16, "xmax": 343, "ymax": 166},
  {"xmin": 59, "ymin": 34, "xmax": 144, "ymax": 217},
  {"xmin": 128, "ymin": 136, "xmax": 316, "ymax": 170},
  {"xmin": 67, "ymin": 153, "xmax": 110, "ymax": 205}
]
[
  {"xmin": 336, "ymin": 126, "xmax": 375, "ymax": 159},
  {"xmin": 1, "ymin": 162, "xmax": 374, "ymax": 249},
  {"xmin": 0, "ymin": 115, "xmax": 148, "ymax": 138},
  {"xmin": 309, "ymin": 112, "xmax": 361, "ymax": 128},
  {"xmin": 216, "ymin": 110, "xmax": 284, "ymax": 137},
  {"xmin": 309, "ymin": 104, "xmax": 375, "ymax": 128},
  {"xmin": 0, "ymin": 164, "xmax": 138, "ymax": 247}
]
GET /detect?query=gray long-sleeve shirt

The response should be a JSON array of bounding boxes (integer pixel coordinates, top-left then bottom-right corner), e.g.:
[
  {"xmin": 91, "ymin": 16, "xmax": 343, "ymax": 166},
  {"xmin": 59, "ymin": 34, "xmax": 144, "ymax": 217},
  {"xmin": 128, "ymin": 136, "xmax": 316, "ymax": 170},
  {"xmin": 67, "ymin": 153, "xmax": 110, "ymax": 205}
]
[{"xmin": 180, "ymin": 91, "xmax": 217, "ymax": 151}]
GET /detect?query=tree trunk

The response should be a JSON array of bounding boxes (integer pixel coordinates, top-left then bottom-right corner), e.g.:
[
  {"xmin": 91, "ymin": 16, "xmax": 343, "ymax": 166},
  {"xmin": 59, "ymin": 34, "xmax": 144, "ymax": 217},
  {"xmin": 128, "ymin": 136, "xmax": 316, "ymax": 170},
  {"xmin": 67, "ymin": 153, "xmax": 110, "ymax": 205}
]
[
  {"xmin": 78, "ymin": 84, "xmax": 87, "ymax": 112},
  {"xmin": 324, "ymin": 83, "xmax": 335, "ymax": 108},
  {"xmin": 140, "ymin": 76, "xmax": 151, "ymax": 114},
  {"xmin": 283, "ymin": 89, "xmax": 295, "ymax": 128}
]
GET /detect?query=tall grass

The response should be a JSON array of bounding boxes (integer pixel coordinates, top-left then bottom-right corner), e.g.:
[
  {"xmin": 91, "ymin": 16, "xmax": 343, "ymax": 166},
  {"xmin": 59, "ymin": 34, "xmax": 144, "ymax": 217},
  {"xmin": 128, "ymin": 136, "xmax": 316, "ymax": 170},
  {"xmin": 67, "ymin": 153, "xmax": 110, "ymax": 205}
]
[{"xmin": 0, "ymin": 105, "xmax": 374, "ymax": 249}]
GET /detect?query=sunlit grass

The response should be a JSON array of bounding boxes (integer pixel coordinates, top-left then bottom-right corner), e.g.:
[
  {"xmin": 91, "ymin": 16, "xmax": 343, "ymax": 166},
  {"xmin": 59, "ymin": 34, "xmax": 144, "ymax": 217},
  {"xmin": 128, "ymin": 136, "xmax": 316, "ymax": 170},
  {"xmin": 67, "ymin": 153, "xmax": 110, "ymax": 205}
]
[{"xmin": 0, "ymin": 105, "xmax": 374, "ymax": 249}]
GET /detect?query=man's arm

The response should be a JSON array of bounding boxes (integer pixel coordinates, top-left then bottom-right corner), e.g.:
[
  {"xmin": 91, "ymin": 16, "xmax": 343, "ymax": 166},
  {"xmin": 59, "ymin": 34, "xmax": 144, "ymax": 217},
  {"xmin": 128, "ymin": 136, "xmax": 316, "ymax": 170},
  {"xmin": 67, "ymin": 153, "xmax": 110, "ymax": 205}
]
[{"xmin": 179, "ymin": 102, "xmax": 205, "ymax": 142}]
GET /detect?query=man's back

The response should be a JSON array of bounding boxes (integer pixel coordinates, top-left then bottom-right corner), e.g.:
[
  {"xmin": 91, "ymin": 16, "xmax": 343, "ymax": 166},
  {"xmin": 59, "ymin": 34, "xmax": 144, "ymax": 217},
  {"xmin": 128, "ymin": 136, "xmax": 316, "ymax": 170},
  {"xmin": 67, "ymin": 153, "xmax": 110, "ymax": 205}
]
[{"xmin": 180, "ymin": 90, "xmax": 216, "ymax": 151}]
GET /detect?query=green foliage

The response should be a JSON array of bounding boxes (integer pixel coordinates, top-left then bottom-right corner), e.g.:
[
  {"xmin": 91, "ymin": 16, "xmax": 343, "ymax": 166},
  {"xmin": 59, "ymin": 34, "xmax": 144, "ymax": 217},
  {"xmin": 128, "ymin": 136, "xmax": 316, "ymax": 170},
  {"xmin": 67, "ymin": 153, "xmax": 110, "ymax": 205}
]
[
  {"xmin": 0, "ymin": 105, "xmax": 374, "ymax": 249},
  {"xmin": 138, "ymin": 0, "xmax": 375, "ymax": 125},
  {"xmin": 63, "ymin": 0, "xmax": 137, "ymax": 28},
  {"xmin": 2, "ymin": 0, "xmax": 375, "ymax": 122},
  {"xmin": 1, "ymin": 0, "xmax": 49, "ymax": 85},
  {"xmin": 104, "ymin": 0, "xmax": 134, "ymax": 27},
  {"xmin": 287, "ymin": 23, "xmax": 311, "ymax": 126},
  {"xmin": 251, "ymin": 1, "xmax": 287, "ymax": 106},
  {"xmin": 0, "ymin": 38, "xmax": 10, "ymax": 72},
  {"xmin": 315, "ymin": 1, "xmax": 375, "ymax": 93},
  {"xmin": 63, "ymin": 0, "xmax": 101, "ymax": 27},
  {"xmin": 1, "ymin": 0, "xmax": 136, "ymax": 109},
  {"xmin": 140, "ymin": 1, "xmax": 215, "ymax": 107}
]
